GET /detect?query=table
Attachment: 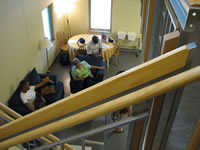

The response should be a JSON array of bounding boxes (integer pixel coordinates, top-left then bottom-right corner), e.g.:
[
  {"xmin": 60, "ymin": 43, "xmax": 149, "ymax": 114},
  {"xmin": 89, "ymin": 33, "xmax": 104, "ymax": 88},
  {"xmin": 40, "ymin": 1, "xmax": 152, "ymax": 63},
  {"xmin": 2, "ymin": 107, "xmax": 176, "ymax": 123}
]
[{"xmin": 68, "ymin": 34, "xmax": 116, "ymax": 68}]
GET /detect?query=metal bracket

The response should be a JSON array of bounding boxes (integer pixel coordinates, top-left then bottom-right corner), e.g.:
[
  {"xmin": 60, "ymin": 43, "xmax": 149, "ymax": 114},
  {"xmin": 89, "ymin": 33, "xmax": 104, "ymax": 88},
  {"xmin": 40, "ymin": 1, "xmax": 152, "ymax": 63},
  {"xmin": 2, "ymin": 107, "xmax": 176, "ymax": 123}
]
[{"xmin": 169, "ymin": 0, "xmax": 200, "ymax": 32}]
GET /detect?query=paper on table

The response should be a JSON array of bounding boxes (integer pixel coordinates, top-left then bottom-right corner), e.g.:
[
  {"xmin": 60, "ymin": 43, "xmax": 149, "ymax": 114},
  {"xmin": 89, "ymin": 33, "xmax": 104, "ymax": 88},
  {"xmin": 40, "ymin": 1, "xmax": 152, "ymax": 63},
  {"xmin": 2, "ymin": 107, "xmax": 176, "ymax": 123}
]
[
  {"xmin": 68, "ymin": 40, "xmax": 77, "ymax": 44},
  {"xmin": 102, "ymin": 44, "xmax": 109, "ymax": 49}
]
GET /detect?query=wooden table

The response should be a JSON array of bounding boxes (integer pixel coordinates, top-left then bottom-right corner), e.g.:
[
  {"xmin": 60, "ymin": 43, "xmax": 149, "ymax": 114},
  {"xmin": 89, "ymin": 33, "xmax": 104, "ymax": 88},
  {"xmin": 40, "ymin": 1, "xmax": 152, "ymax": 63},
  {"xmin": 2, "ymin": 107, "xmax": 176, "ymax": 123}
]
[{"xmin": 67, "ymin": 34, "xmax": 116, "ymax": 68}]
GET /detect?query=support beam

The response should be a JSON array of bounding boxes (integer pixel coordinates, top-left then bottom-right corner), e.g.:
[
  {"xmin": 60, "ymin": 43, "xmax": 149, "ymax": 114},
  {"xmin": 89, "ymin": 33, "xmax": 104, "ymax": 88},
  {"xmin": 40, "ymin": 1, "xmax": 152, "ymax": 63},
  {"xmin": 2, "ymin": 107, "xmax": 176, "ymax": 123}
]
[
  {"xmin": 141, "ymin": 0, "xmax": 147, "ymax": 40},
  {"xmin": 144, "ymin": 31, "xmax": 180, "ymax": 150},
  {"xmin": 144, "ymin": 0, "xmax": 156, "ymax": 62},
  {"xmin": 130, "ymin": 120, "xmax": 145, "ymax": 150}
]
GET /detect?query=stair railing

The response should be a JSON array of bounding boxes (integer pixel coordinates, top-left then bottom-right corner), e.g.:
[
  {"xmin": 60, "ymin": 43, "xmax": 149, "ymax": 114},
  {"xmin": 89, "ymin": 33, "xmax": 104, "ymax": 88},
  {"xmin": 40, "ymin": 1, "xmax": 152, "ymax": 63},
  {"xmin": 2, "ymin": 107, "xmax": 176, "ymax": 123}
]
[
  {"xmin": 0, "ymin": 104, "xmax": 75, "ymax": 150},
  {"xmin": 0, "ymin": 44, "xmax": 191, "ymax": 141},
  {"xmin": 1, "ymin": 64, "xmax": 200, "ymax": 149}
]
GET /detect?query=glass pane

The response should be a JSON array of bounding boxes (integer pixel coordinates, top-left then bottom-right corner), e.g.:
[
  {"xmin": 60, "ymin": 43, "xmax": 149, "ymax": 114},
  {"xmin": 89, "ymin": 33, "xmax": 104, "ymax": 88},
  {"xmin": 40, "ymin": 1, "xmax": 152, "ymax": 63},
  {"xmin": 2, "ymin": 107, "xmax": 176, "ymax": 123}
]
[
  {"xmin": 42, "ymin": 8, "xmax": 52, "ymax": 40},
  {"xmin": 90, "ymin": 0, "xmax": 112, "ymax": 30}
]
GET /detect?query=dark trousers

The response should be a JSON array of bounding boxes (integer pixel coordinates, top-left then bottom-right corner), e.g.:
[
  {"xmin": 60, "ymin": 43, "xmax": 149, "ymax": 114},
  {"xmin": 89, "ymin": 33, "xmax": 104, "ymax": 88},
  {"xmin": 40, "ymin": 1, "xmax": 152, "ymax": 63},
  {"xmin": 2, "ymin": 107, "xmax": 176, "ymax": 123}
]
[
  {"xmin": 78, "ymin": 76, "xmax": 97, "ymax": 90},
  {"xmin": 84, "ymin": 76, "xmax": 97, "ymax": 88},
  {"xmin": 35, "ymin": 92, "xmax": 46, "ymax": 109}
]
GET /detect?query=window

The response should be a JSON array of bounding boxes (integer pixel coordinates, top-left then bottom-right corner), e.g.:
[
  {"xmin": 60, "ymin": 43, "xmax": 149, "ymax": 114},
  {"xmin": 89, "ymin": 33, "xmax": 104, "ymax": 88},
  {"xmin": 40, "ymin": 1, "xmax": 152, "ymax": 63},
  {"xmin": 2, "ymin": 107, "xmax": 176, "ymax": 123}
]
[
  {"xmin": 42, "ymin": 4, "xmax": 54, "ymax": 41},
  {"xmin": 90, "ymin": 0, "xmax": 112, "ymax": 31}
]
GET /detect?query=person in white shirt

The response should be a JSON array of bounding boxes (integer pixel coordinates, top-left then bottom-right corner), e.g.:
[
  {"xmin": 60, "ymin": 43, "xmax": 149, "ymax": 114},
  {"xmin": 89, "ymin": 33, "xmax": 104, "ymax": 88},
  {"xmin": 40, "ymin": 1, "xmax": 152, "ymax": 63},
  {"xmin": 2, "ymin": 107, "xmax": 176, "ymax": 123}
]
[
  {"xmin": 20, "ymin": 77, "xmax": 50, "ymax": 112},
  {"xmin": 87, "ymin": 36, "xmax": 102, "ymax": 56}
]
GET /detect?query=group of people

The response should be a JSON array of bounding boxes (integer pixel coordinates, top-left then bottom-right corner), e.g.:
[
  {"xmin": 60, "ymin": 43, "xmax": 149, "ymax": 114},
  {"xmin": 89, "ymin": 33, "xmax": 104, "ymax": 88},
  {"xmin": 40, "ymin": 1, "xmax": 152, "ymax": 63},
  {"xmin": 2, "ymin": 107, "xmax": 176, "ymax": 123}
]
[
  {"xmin": 71, "ymin": 35, "xmax": 105, "ymax": 90},
  {"xmin": 19, "ymin": 35, "xmax": 104, "ymax": 112},
  {"xmin": 19, "ymin": 35, "xmax": 129, "ymax": 133}
]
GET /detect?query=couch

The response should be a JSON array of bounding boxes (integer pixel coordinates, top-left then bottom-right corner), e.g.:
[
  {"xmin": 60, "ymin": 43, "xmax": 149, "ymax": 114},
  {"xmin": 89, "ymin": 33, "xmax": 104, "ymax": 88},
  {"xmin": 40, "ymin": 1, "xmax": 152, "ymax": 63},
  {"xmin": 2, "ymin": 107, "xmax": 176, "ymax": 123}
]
[
  {"xmin": 8, "ymin": 68, "xmax": 64, "ymax": 116},
  {"xmin": 70, "ymin": 55, "xmax": 106, "ymax": 93}
]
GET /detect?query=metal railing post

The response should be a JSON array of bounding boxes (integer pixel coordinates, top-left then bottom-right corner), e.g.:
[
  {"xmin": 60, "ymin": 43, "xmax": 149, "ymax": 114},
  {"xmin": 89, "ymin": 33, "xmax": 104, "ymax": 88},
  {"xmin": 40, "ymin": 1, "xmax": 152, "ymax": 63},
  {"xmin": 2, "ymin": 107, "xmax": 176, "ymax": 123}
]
[{"xmin": 152, "ymin": 43, "xmax": 197, "ymax": 149}]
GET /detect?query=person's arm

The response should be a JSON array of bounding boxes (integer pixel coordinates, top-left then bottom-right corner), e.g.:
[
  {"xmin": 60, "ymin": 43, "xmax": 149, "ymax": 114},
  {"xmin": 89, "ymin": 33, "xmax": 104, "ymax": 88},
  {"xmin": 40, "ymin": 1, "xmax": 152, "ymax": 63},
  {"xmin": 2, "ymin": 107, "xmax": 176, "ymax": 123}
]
[
  {"xmin": 90, "ymin": 65, "xmax": 105, "ymax": 70},
  {"xmin": 35, "ymin": 76, "xmax": 50, "ymax": 89},
  {"xmin": 99, "ymin": 42, "xmax": 102, "ymax": 56},
  {"xmin": 71, "ymin": 67, "xmax": 85, "ymax": 81},
  {"xmin": 25, "ymin": 103, "xmax": 35, "ymax": 112}
]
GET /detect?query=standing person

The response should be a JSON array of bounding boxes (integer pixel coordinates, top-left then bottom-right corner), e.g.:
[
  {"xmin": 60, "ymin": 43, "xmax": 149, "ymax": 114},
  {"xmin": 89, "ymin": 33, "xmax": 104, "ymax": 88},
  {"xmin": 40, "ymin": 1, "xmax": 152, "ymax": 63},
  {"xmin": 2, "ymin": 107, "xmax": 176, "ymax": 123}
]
[
  {"xmin": 20, "ymin": 77, "xmax": 50, "ymax": 112},
  {"xmin": 71, "ymin": 58, "xmax": 105, "ymax": 88},
  {"xmin": 87, "ymin": 35, "xmax": 102, "ymax": 56}
]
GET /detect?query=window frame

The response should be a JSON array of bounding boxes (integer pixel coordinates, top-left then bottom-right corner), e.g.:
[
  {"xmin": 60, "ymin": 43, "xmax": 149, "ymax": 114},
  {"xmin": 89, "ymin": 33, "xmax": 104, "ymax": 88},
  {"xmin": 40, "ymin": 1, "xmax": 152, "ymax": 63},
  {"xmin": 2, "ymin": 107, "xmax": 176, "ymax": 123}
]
[
  {"xmin": 89, "ymin": 0, "xmax": 113, "ymax": 32},
  {"xmin": 42, "ymin": 4, "xmax": 55, "ymax": 41}
]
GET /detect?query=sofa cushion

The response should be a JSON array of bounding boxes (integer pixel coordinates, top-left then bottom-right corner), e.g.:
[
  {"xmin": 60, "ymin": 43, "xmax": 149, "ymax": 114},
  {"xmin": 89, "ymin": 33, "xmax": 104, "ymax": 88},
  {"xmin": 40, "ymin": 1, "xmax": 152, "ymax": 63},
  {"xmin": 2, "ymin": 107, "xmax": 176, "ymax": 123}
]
[
  {"xmin": 39, "ymin": 74, "xmax": 58, "ymax": 85},
  {"xmin": 44, "ymin": 81, "xmax": 64, "ymax": 104},
  {"xmin": 40, "ymin": 85, "xmax": 56, "ymax": 95},
  {"xmin": 25, "ymin": 68, "xmax": 41, "ymax": 85},
  {"xmin": 8, "ymin": 88, "xmax": 23, "ymax": 107}
]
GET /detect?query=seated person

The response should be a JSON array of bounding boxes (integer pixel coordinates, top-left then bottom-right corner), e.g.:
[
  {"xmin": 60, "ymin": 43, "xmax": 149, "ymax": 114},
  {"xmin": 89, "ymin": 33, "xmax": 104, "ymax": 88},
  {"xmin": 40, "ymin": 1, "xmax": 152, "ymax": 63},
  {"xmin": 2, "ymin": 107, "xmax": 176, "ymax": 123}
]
[
  {"xmin": 87, "ymin": 36, "xmax": 102, "ymax": 56},
  {"xmin": 20, "ymin": 77, "xmax": 51, "ymax": 112},
  {"xmin": 71, "ymin": 58, "xmax": 105, "ymax": 89}
]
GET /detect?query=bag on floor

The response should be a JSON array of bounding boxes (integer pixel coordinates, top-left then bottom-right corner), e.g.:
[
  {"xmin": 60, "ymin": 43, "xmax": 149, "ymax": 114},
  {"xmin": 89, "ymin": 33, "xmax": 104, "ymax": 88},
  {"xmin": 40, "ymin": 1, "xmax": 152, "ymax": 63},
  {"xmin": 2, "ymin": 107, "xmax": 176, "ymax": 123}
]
[{"xmin": 59, "ymin": 51, "xmax": 70, "ymax": 65}]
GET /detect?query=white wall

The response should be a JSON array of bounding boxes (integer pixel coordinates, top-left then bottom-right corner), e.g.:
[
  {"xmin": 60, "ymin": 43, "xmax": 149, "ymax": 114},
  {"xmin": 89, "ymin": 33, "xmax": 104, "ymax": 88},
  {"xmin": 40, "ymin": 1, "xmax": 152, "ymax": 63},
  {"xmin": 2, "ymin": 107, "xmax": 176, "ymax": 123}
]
[{"xmin": 0, "ymin": 0, "xmax": 65, "ymax": 104}]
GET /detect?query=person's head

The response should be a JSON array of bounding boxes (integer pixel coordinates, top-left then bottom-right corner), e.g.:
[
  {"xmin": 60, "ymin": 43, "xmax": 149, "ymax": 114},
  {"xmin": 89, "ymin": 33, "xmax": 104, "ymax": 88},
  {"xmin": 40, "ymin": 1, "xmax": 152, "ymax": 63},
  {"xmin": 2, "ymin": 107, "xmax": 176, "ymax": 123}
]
[
  {"xmin": 92, "ymin": 36, "xmax": 99, "ymax": 44},
  {"xmin": 72, "ymin": 58, "xmax": 81, "ymax": 69},
  {"xmin": 20, "ymin": 80, "xmax": 30, "ymax": 92}
]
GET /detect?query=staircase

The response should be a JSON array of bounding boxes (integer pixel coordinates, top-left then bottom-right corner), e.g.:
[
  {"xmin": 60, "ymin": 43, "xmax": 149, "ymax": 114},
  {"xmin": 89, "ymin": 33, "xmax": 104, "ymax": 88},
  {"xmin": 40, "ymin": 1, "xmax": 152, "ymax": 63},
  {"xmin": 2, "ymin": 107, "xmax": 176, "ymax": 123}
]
[{"xmin": 0, "ymin": 42, "xmax": 200, "ymax": 150}]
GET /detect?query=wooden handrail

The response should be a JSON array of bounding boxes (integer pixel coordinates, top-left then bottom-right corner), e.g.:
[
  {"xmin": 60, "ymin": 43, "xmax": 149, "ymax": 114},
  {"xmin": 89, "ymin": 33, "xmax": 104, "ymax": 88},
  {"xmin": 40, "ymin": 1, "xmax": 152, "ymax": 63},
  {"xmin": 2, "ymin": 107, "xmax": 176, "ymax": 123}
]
[
  {"xmin": 0, "ymin": 110, "xmax": 14, "ymax": 121},
  {"xmin": 0, "ymin": 110, "xmax": 60, "ymax": 149},
  {"xmin": 1, "ymin": 66, "xmax": 200, "ymax": 149},
  {"xmin": 0, "ymin": 45, "xmax": 190, "ymax": 140},
  {"xmin": 187, "ymin": 120, "xmax": 200, "ymax": 150},
  {"xmin": 187, "ymin": 0, "xmax": 200, "ymax": 6},
  {"xmin": 0, "ymin": 104, "xmax": 74, "ymax": 150},
  {"xmin": 0, "ymin": 103, "xmax": 21, "ymax": 119}
]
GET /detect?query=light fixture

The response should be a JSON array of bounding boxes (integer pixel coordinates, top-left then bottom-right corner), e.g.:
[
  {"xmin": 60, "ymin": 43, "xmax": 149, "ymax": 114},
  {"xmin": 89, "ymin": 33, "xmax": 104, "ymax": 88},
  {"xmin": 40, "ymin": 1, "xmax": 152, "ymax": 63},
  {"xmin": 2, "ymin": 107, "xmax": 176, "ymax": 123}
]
[
  {"xmin": 55, "ymin": 0, "xmax": 76, "ymax": 17},
  {"xmin": 40, "ymin": 37, "xmax": 52, "ymax": 71},
  {"xmin": 54, "ymin": 0, "xmax": 76, "ymax": 39}
]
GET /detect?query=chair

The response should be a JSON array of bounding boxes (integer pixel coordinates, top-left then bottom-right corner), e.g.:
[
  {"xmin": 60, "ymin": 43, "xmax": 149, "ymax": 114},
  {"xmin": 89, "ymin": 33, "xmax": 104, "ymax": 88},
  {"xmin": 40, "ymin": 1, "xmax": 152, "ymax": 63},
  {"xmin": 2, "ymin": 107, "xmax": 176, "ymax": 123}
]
[
  {"xmin": 69, "ymin": 55, "xmax": 106, "ymax": 93},
  {"xmin": 56, "ymin": 31, "xmax": 68, "ymax": 51},
  {"xmin": 112, "ymin": 40, "xmax": 123, "ymax": 65},
  {"xmin": 77, "ymin": 39, "xmax": 87, "ymax": 55},
  {"xmin": 77, "ymin": 46, "xmax": 87, "ymax": 55}
]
